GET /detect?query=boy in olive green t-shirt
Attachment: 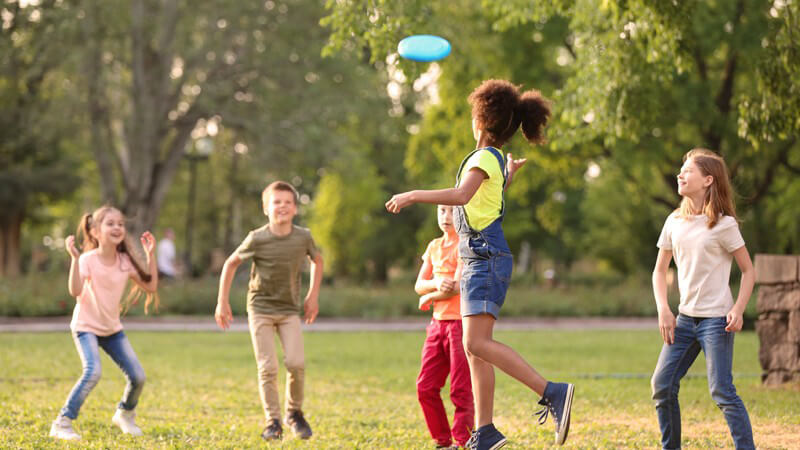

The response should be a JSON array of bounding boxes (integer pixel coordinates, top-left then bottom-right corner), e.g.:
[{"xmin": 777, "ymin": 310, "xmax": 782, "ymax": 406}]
[{"xmin": 215, "ymin": 181, "xmax": 323, "ymax": 441}]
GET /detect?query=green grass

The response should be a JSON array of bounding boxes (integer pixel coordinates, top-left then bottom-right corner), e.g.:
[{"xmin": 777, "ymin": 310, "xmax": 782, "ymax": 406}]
[{"xmin": 1, "ymin": 330, "xmax": 797, "ymax": 448}]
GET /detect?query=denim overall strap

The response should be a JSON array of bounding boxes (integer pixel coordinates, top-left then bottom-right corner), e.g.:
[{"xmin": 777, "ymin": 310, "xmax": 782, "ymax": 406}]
[{"xmin": 454, "ymin": 147, "xmax": 507, "ymax": 225}]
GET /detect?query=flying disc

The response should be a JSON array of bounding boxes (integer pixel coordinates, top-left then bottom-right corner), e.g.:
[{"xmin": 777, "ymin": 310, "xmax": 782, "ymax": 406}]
[{"xmin": 397, "ymin": 35, "xmax": 451, "ymax": 62}]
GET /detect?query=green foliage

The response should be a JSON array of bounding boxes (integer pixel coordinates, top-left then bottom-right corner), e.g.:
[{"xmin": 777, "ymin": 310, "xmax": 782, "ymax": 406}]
[
  {"xmin": 309, "ymin": 156, "xmax": 388, "ymax": 279},
  {"xmin": 323, "ymin": 0, "xmax": 800, "ymax": 275},
  {"xmin": 2, "ymin": 330, "xmax": 798, "ymax": 448}
]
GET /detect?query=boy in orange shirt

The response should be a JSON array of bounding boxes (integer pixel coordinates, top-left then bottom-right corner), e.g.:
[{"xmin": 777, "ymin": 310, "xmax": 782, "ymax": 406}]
[{"xmin": 415, "ymin": 205, "xmax": 474, "ymax": 449}]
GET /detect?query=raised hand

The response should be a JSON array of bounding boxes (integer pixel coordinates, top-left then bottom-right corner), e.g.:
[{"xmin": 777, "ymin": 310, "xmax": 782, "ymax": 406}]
[
  {"xmin": 506, "ymin": 152, "xmax": 528, "ymax": 177},
  {"xmin": 65, "ymin": 235, "xmax": 81, "ymax": 259},
  {"xmin": 140, "ymin": 231, "xmax": 156, "ymax": 255}
]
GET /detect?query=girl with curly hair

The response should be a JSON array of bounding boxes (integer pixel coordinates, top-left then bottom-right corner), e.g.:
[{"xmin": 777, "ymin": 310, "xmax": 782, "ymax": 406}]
[{"xmin": 386, "ymin": 79, "xmax": 574, "ymax": 449}]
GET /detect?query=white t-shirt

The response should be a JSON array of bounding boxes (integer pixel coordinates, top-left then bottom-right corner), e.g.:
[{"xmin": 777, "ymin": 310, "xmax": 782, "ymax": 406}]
[
  {"xmin": 157, "ymin": 238, "xmax": 177, "ymax": 277},
  {"xmin": 657, "ymin": 213, "xmax": 745, "ymax": 317}
]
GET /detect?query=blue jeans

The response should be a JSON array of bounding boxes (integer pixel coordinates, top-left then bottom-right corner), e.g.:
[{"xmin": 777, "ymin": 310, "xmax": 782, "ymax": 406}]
[
  {"xmin": 454, "ymin": 213, "xmax": 513, "ymax": 319},
  {"xmin": 60, "ymin": 330, "xmax": 146, "ymax": 419},
  {"xmin": 651, "ymin": 315, "xmax": 754, "ymax": 449}
]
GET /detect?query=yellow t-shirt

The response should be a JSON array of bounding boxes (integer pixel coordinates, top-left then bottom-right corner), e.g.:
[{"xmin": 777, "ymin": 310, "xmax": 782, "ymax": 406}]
[{"xmin": 458, "ymin": 149, "xmax": 505, "ymax": 231}]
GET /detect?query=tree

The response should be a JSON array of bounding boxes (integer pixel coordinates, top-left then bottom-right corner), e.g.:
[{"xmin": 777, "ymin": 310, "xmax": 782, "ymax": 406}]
[
  {"xmin": 323, "ymin": 0, "xmax": 800, "ymax": 273},
  {"xmin": 0, "ymin": 0, "xmax": 81, "ymax": 277}
]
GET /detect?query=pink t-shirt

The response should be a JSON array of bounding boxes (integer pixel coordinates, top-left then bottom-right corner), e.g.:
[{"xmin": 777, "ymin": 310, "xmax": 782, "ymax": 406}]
[{"xmin": 70, "ymin": 249, "xmax": 136, "ymax": 336}]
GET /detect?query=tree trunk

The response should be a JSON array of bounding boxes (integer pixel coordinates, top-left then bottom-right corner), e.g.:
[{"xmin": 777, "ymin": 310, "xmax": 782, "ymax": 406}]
[{"xmin": 0, "ymin": 210, "xmax": 23, "ymax": 278}]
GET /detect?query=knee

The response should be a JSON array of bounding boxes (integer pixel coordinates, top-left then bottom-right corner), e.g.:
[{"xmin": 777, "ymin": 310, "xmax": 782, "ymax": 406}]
[
  {"xmin": 284, "ymin": 356, "xmax": 305, "ymax": 373},
  {"xmin": 650, "ymin": 373, "xmax": 672, "ymax": 402},
  {"xmin": 462, "ymin": 335, "xmax": 487, "ymax": 359},
  {"xmin": 416, "ymin": 377, "xmax": 438, "ymax": 398},
  {"xmin": 258, "ymin": 361, "xmax": 279, "ymax": 379},
  {"xmin": 130, "ymin": 369, "xmax": 146, "ymax": 389},
  {"xmin": 83, "ymin": 364, "xmax": 102, "ymax": 386},
  {"xmin": 709, "ymin": 383, "xmax": 739, "ymax": 407}
]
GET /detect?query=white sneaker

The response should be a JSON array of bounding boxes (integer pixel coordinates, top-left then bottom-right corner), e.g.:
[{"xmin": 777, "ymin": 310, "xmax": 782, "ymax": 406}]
[
  {"xmin": 49, "ymin": 415, "xmax": 80, "ymax": 440},
  {"xmin": 112, "ymin": 408, "xmax": 143, "ymax": 436}
]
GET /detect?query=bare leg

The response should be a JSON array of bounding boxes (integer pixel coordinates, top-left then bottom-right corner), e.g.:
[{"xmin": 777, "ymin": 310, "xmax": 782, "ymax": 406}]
[
  {"xmin": 463, "ymin": 314, "xmax": 548, "ymax": 398},
  {"xmin": 465, "ymin": 343, "xmax": 495, "ymax": 428}
]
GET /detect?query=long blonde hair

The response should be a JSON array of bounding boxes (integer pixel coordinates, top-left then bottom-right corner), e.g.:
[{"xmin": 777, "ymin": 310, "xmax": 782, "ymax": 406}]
[
  {"xmin": 677, "ymin": 149, "xmax": 737, "ymax": 229},
  {"xmin": 76, "ymin": 206, "xmax": 159, "ymax": 314}
]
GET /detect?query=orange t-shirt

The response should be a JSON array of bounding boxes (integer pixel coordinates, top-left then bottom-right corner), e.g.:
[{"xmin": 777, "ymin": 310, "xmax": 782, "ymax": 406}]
[{"xmin": 422, "ymin": 236, "xmax": 461, "ymax": 320}]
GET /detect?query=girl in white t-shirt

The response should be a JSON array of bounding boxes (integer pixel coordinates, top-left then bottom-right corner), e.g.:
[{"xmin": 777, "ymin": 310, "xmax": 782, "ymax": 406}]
[
  {"xmin": 49, "ymin": 206, "xmax": 159, "ymax": 441},
  {"xmin": 651, "ymin": 149, "xmax": 755, "ymax": 449}
]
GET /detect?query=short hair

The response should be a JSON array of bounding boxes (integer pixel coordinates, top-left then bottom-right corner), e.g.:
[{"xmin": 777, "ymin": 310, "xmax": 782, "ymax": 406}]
[{"xmin": 262, "ymin": 181, "xmax": 299, "ymax": 204}]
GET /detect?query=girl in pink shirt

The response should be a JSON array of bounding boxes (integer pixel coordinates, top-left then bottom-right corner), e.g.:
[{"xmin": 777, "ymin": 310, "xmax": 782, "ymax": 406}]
[{"xmin": 49, "ymin": 206, "xmax": 159, "ymax": 441}]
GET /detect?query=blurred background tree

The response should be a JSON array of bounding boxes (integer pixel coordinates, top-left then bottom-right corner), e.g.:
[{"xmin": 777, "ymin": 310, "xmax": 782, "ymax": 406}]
[{"xmin": 1, "ymin": 0, "xmax": 798, "ymax": 286}]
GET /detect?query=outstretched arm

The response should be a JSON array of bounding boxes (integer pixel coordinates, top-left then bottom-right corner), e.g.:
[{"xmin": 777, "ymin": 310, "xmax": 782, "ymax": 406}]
[{"xmin": 385, "ymin": 168, "xmax": 486, "ymax": 213}]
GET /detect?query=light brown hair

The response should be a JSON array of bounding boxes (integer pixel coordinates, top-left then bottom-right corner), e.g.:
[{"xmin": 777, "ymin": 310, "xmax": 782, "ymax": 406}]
[
  {"xmin": 677, "ymin": 149, "xmax": 737, "ymax": 229},
  {"xmin": 262, "ymin": 181, "xmax": 299, "ymax": 204}
]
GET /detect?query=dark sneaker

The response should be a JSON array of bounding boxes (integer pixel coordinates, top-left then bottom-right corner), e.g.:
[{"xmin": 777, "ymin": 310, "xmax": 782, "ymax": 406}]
[
  {"xmin": 284, "ymin": 410, "xmax": 312, "ymax": 439},
  {"xmin": 436, "ymin": 445, "xmax": 459, "ymax": 449},
  {"xmin": 261, "ymin": 418, "xmax": 282, "ymax": 441},
  {"xmin": 536, "ymin": 381, "xmax": 575, "ymax": 445},
  {"xmin": 465, "ymin": 423, "xmax": 506, "ymax": 450}
]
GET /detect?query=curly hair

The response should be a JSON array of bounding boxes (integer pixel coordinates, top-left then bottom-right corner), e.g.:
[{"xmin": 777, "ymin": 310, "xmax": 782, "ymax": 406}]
[{"xmin": 468, "ymin": 79, "xmax": 551, "ymax": 146}]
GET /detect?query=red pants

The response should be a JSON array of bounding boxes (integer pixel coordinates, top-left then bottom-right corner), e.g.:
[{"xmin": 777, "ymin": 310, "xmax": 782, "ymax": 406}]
[{"xmin": 417, "ymin": 319, "xmax": 474, "ymax": 447}]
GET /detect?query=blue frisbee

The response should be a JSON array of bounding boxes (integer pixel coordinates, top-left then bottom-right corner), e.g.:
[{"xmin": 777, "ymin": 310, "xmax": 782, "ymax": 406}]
[{"xmin": 398, "ymin": 35, "xmax": 451, "ymax": 62}]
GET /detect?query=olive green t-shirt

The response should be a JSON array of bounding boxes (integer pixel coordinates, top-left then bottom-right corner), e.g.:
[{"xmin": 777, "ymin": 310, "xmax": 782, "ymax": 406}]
[{"xmin": 234, "ymin": 224, "xmax": 320, "ymax": 315}]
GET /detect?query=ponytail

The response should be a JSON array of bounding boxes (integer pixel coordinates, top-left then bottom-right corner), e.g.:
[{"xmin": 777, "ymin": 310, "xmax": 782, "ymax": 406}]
[
  {"xmin": 118, "ymin": 236, "xmax": 160, "ymax": 315},
  {"xmin": 76, "ymin": 213, "xmax": 98, "ymax": 252},
  {"xmin": 516, "ymin": 89, "xmax": 551, "ymax": 145},
  {"xmin": 468, "ymin": 79, "xmax": 551, "ymax": 147}
]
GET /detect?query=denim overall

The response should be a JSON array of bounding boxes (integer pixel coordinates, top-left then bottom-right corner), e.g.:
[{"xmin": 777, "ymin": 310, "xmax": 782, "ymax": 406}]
[{"xmin": 453, "ymin": 147, "xmax": 513, "ymax": 319}]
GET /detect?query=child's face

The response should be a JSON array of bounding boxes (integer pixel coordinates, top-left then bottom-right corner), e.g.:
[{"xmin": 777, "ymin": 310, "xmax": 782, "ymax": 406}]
[
  {"xmin": 677, "ymin": 158, "xmax": 713, "ymax": 197},
  {"xmin": 437, "ymin": 205, "xmax": 455, "ymax": 233},
  {"xmin": 93, "ymin": 209, "xmax": 126, "ymax": 247},
  {"xmin": 264, "ymin": 190, "xmax": 297, "ymax": 225}
]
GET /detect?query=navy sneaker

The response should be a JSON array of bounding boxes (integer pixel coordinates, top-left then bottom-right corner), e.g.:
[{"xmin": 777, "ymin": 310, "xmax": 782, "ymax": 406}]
[
  {"xmin": 536, "ymin": 381, "xmax": 575, "ymax": 445},
  {"xmin": 261, "ymin": 418, "xmax": 283, "ymax": 440},
  {"xmin": 284, "ymin": 410, "xmax": 312, "ymax": 439},
  {"xmin": 465, "ymin": 423, "xmax": 507, "ymax": 450}
]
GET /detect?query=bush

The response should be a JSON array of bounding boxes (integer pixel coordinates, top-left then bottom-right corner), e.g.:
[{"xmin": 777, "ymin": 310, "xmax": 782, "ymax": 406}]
[{"xmin": 0, "ymin": 273, "xmax": 758, "ymax": 321}]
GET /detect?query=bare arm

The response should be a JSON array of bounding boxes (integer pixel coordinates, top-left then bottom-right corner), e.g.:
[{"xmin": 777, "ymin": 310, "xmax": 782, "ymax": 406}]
[
  {"xmin": 652, "ymin": 248, "xmax": 675, "ymax": 344},
  {"xmin": 386, "ymin": 168, "xmax": 486, "ymax": 213},
  {"xmin": 130, "ymin": 232, "xmax": 159, "ymax": 293},
  {"xmin": 304, "ymin": 253, "xmax": 324, "ymax": 324},
  {"xmin": 726, "ymin": 245, "xmax": 754, "ymax": 332},
  {"xmin": 68, "ymin": 257, "xmax": 84, "ymax": 297},
  {"xmin": 65, "ymin": 235, "xmax": 84, "ymax": 297},
  {"xmin": 415, "ymin": 258, "xmax": 436, "ymax": 295},
  {"xmin": 215, "ymin": 254, "xmax": 243, "ymax": 330}
]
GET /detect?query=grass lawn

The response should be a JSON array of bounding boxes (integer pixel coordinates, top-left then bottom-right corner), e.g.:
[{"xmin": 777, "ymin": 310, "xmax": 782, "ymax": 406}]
[{"xmin": 1, "ymin": 330, "xmax": 798, "ymax": 449}]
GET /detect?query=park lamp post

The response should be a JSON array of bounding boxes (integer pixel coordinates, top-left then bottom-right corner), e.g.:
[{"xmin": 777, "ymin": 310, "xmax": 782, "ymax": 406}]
[{"xmin": 184, "ymin": 136, "xmax": 213, "ymax": 276}]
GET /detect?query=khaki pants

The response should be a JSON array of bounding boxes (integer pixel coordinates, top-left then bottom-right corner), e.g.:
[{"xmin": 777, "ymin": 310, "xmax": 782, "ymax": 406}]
[{"xmin": 247, "ymin": 312, "xmax": 305, "ymax": 421}]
